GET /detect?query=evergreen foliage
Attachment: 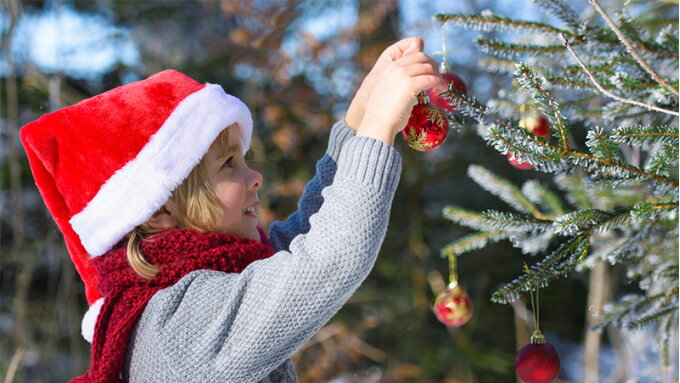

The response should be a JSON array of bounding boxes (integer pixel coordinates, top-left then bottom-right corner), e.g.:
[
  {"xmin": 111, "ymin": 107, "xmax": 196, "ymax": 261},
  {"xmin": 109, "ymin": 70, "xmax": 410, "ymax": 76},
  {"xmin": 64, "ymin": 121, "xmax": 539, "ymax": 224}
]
[{"xmin": 436, "ymin": 0, "xmax": 678, "ymax": 363}]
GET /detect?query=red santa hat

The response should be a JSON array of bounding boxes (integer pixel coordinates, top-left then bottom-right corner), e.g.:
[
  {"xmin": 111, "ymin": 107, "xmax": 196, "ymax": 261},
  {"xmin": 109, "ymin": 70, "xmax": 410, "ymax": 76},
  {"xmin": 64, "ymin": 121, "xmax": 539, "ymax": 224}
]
[{"xmin": 20, "ymin": 69, "xmax": 253, "ymax": 309}]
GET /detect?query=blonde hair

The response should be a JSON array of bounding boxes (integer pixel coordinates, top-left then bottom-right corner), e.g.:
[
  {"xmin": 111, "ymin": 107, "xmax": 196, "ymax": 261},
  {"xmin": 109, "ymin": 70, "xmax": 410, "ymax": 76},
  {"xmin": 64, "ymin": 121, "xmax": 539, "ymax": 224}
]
[{"xmin": 126, "ymin": 128, "xmax": 234, "ymax": 279}]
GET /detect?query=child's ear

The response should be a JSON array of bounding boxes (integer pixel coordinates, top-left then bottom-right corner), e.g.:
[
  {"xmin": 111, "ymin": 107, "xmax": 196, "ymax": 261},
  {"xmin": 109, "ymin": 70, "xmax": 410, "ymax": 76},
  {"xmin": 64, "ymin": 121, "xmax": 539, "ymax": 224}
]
[{"xmin": 145, "ymin": 203, "xmax": 179, "ymax": 230}]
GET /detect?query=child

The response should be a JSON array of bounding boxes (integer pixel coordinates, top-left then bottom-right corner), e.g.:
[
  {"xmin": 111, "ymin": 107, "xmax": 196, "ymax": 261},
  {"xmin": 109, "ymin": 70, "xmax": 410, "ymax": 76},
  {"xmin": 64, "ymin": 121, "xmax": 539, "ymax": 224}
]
[{"xmin": 21, "ymin": 37, "xmax": 444, "ymax": 382}]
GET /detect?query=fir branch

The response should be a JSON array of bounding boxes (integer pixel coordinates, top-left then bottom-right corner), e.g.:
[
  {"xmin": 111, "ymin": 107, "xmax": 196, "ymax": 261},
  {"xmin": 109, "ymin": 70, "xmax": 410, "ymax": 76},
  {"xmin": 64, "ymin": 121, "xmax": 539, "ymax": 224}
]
[
  {"xmin": 494, "ymin": 208, "xmax": 652, "ymax": 303},
  {"xmin": 588, "ymin": 0, "xmax": 680, "ymax": 96},
  {"xmin": 559, "ymin": 34, "xmax": 680, "ymax": 117},
  {"xmin": 481, "ymin": 210, "xmax": 553, "ymax": 232},
  {"xmin": 611, "ymin": 125, "xmax": 679, "ymax": 146},
  {"xmin": 626, "ymin": 302, "xmax": 679, "ymax": 330},
  {"xmin": 532, "ymin": 0, "xmax": 582, "ymax": 29},
  {"xmin": 491, "ymin": 235, "xmax": 589, "ymax": 303},
  {"xmin": 468, "ymin": 165, "xmax": 545, "ymax": 217},
  {"xmin": 480, "ymin": 57, "xmax": 519, "ymax": 75},
  {"xmin": 585, "ymin": 127, "xmax": 621, "ymax": 161},
  {"xmin": 440, "ymin": 86, "xmax": 487, "ymax": 120},
  {"xmin": 566, "ymin": 149, "xmax": 680, "ymax": 186},
  {"xmin": 646, "ymin": 144, "xmax": 679, "ymax": 175},
  {"xmin": 618, "ymin": 17, "xmax": 674, "ymax": 61},
  {"xmin": 600, "ymin": 224, "xmax": 650, "ymax": 263},
  {"xmin": 522, "ymin": 180, "xmax": 566, "ymax": 217},
  {"xmin": 441, "ymin": 230, "xmax": 509, "ymax": 257},
  {"xmin": 594, "ymin": 294, "xmax": 641, "ymax": 330},
  {"xmin": 515, "ymin": 64, "xmax": 570, "ymax": 149},
  {"xmin": 553, "ymin": 209, "xmax": 615, "ymax": 235},
  {"xmin": 490, "ymin": 119, "xmax": 679, "ymax": 186},
  {"xmin": 661, "ymin": 314, "xmax": 677, "ymax": 368},
  {"xmin": 477, "ymin": 38, "xmax": 567, "ymax": 59},
  {"xmin": 442, "ymin": 206, "xmax": 496, "ymax": 231},
  {"xmin": 546, "ymin": 76, "xmax": 617, "ymax": 91},
  {"xmin": 435, "ymin": 13, "xmax": 580, "ymax": 38}
]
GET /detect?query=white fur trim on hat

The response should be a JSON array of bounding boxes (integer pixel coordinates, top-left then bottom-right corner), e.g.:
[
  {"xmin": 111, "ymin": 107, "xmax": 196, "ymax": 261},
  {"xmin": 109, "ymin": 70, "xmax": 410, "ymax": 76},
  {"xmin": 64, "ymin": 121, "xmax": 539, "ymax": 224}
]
[
  {"xmin": 69, "ymin": 84, "xmax": 253, "ymax": 257},
  {"xmin": 82, "ymin": 297, "xmax": 105, "ymax": 343}
]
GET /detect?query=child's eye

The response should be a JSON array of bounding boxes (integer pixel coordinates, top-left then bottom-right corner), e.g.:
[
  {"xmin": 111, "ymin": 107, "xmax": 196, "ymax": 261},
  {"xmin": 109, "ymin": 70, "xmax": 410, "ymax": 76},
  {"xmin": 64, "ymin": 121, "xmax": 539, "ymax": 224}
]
[{"xmin": 223, "ymin": 156, "xmax": 235, "ymax": 168}]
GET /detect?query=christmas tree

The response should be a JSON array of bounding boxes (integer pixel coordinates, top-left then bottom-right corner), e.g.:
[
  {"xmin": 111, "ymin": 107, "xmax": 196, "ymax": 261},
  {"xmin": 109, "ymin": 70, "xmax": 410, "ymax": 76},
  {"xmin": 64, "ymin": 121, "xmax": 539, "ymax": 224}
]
[{"xmin": 431, "ymin": 0, "xmax": 678, "ymax": 378}]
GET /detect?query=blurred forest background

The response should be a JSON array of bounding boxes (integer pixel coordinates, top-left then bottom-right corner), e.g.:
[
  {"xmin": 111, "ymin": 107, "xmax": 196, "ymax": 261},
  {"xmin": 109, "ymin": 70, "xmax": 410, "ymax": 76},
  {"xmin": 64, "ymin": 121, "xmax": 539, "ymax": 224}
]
[{"xmin": 0, "ymin": 0, "xmax": 677, "ymax": 382}]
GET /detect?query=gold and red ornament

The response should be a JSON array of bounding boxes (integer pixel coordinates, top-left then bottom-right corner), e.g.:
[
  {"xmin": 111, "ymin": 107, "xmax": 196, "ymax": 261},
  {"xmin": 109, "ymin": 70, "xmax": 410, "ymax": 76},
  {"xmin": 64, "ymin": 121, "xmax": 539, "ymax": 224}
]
[
  {"xmin": 519, "ymin": 105, "xmax": 551, "ymax": 140},
  {"xmin": 433, "ymin": 251, "xmax": 472, "ymax": 327},
  {"xmin": 426, "ymin": 61, "xmax": 467, "ymax": 114},
  {"xmin": 401, "ymin": 93, "xmax": 449, "ymax": 151},
  {"xmin": 514, "ymin": 282, "xmax": 561, "ymax": 383},
  {"xmin": 520, "ymin": 114, "xmax": 551, "ymax": 139}
]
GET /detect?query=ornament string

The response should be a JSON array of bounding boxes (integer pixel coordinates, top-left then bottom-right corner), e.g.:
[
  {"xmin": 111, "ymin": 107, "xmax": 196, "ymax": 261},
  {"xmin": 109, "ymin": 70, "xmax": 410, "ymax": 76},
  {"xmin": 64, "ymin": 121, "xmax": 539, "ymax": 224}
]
[
  {"xmin": 432, "ymin": 21, "xmax": 451, "ymax": 73},
  {"xmin": 524, "ymin": 263, "xmax": 540, "ymax": 334},
  {"xmin": 448, "ymin": 251, "xmax": 458, "ymax": 289}
]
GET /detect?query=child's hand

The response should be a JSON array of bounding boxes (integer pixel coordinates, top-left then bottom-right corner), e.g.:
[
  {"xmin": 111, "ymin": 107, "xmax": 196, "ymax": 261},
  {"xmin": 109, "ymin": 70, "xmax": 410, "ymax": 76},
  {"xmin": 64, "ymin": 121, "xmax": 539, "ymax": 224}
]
[
  {"xmin": 355, "ymin": 49, "xmax": 445, "ymax": 146},
  {"xmin": 345, "ymin": 37, "xmax": 426, "ymax": 131}
]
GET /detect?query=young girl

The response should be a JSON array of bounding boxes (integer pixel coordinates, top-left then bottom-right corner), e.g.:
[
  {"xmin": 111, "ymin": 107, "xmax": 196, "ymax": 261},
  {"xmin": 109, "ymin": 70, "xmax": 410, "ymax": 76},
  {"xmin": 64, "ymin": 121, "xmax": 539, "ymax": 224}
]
[{"xmin": 21, "ymin": 37, "xmax": 444, "ymax": 382}]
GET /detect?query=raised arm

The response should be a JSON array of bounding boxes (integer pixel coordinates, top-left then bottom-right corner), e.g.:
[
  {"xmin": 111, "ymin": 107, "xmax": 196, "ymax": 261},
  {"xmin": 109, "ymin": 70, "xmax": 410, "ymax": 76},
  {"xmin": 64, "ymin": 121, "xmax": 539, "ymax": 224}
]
[{"xmin": 267, "ymin": 119, "xmax": 355, "ymax": 252}]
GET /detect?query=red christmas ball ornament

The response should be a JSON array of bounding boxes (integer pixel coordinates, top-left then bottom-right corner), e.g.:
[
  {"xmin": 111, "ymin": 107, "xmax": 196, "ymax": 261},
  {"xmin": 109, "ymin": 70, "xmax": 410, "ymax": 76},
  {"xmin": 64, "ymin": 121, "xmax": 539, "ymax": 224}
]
[
  {"xmin": 520, "ymin": 114, "xmax": 551, "ymax": 139},
  {"xmin": 515, "ymin": 331, "xmax": 561, "ymax": 383},
  {"xmin": 507, "ymin": 152, "xmax": 534, "ymax": 170},
  {"xmin": 433, "ymin": 284, "xmax": 473, "ymax": 327},
  {"xmin": 426, "ymin": 72, "xmax": 467, "ymax": 113},
  {"xmin": 401, "ymin": 95, "xmax": 449, "ymax": 151}
]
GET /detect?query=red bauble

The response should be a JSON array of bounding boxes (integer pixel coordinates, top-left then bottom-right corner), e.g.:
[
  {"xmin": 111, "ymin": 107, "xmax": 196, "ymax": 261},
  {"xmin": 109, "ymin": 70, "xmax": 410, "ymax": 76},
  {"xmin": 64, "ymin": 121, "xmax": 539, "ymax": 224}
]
[
  {"xmin": 521, "ymin": 114, "xmax": 551, "ymax": 139},
  {"xmin": 433, "ymin": 285, "xmax": 473, "ymax": 327},
  {"xmin": 507, "ymin": 152, "xmax": 534, "ymax": 170},
  {"xmin": 515, "ymin": 332, "xmax": 561, "ymax": 383},
  {"xmin": 426, "ymin": 72, "xmax": 467, "ymax": 113},
  {"xmin": 402, "ymin": 102, "xmax": 449, "ymax": 151}
]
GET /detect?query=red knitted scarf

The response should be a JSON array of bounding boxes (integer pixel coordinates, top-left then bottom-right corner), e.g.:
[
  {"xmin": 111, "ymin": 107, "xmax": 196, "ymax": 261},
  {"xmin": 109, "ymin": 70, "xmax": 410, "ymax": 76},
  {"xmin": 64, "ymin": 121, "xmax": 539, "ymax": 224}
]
[{"xmin": 70, "ymin": 228, "xmax": 275, "ymax": 383}]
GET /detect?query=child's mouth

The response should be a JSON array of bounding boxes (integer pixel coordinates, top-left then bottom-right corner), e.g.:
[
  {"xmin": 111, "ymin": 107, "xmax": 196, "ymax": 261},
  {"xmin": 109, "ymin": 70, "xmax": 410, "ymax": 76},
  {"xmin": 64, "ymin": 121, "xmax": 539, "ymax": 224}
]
[{"xmin": 243, "ymin": 206, "xmax": 257, "ymax": 218}]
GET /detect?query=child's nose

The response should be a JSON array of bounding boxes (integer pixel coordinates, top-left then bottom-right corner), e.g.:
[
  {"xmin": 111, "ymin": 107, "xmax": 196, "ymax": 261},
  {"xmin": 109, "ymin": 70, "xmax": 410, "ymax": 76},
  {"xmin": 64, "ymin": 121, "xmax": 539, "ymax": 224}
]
[{"xmin": 249, "ymin": 168, "xmax": 263, "ymax": 191}]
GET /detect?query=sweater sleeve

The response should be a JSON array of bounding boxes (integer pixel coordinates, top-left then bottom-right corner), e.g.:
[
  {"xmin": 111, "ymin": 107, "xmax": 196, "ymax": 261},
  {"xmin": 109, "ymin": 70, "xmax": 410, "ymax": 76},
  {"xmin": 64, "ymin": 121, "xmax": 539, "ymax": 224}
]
[
  {"xmin": 124, "ymin": 136, "xmax": 401, "ymax": 383},
  {"xmin": 268, "ymin": 119, "xmax": 355, "ymax": 252}
]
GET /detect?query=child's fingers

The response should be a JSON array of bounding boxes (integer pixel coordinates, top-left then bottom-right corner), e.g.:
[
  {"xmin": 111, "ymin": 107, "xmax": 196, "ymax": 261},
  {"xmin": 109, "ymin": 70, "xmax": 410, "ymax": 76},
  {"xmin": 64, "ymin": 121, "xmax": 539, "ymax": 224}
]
[
  {"xmin": 400, "ymin": 62, "xmax": 440, "ymax": 78},
  {"xmin": 409, "ymin": 75, "xmax": 447, "ymax": 96},
  {"xmin": 401, "ymin": 37, "xmax": 424, "ymax": 56},
  {"xmin": 388, "ymin": 37, "xmax": 424, "ymax": 61}
]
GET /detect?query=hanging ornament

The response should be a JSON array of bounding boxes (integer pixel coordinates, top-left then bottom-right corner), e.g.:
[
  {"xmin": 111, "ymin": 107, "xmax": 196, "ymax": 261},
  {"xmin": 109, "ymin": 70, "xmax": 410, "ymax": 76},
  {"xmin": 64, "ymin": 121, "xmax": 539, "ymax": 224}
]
[
  {"xmin": 520, "ymin": 114, "xmax": 551, "ymax": 138},
  {"xmin": 402, "ymin": 93, "xmax": 449, "ymax": 151},
  {"xmin": 519, "ymin": 105, "xmax": 551, "ymax": 139},
  {"xmin": 507, "ymin": 152, "xmax": 534, "ymax": 170},
  {"xmin": 433, "ymin": 251, "xmax": 472, "ymax": 326},
  {"xmin": 428, "ymin": 23, "xmax": 467, "ymax": 114},
  {"xmin": 515, "ymin": 331, "xmax": 561, "ymax": 383},
  {"xmin": 507, "ymin": 105, "xmax": 542, "ymax": 170},
  {"xmin": 514, "ymin": 278, "xmax": 561, "ymax": 383},
  {"xmin": 426, "ymin": 62, "xmax": 467, "ymax": 114}
]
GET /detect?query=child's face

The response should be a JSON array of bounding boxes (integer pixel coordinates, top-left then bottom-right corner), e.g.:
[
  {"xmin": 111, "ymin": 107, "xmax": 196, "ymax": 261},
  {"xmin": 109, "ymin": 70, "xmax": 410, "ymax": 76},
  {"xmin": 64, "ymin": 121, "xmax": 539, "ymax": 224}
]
[{"xmin": 204, "ymin": 126, "xmax": 263, "ymax": 241}]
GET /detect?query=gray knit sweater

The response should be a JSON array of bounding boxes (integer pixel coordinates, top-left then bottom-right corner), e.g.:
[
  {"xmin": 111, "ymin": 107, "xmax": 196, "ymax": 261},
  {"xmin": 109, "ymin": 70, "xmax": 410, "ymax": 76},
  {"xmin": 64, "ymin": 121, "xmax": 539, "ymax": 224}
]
[{"xmin": 122, "ymin": 121, "xmax": 402, "ymax": 382}]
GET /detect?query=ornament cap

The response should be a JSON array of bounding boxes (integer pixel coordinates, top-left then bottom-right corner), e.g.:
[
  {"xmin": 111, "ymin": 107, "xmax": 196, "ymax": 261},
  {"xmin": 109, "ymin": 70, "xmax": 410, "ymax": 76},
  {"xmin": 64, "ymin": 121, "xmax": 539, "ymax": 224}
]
[
  {"xmin": 439, "ymin": 60, "xmax": 451, "ymax": 74},
  {"xmin": 530, "ymin": 330, "xmax": 546, "ymax": 344},
  {"xmin": 416, "ymin": 91, "xmax": 429, "ymax": 105}
]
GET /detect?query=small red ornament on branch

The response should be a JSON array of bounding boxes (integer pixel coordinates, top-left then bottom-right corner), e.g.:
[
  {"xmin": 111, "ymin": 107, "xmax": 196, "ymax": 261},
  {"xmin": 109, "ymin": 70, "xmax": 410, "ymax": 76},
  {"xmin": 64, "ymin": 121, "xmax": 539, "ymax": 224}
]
[
  {"xmin": 514, "ymin": 269, "xmax": 561, "ymax": 383},
  {"xmin": 507, "ymin": 105, "xmax": 552, "ymax": 170},
  {"xmin": 426, "ymin": 61, "xmax": 467, "ymax": 114},
  {"xmin": 433, "ymin": 250, "xmax": 472, "ymax": 327}
]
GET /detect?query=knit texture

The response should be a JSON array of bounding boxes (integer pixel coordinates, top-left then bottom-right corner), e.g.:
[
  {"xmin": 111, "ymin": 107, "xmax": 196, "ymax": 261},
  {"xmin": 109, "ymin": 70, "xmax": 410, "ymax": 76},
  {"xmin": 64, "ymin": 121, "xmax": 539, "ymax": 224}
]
[
  {"xmin": 123, "ymin": 121, "xmax": 402, "ymax": 382},
  {"xmin": 72, "ymin": 228, "xmax": 275, "ymax": 383}
]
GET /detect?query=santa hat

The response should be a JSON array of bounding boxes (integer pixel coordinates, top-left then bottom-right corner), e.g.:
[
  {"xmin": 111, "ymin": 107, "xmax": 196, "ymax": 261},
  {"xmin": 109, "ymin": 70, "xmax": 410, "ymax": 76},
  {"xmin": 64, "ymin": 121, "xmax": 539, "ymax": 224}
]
[{"xmin": 20, "ymin": 70, "xmax": 253, "ymax": 332}]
